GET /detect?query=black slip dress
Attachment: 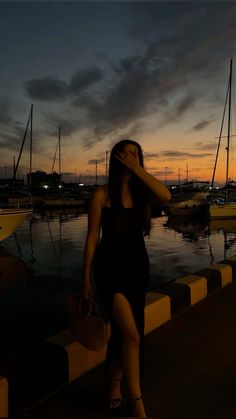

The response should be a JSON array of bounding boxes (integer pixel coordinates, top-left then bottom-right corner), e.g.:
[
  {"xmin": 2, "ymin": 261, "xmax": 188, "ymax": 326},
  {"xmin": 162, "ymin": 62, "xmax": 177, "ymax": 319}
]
[{"xmin": 93, "ymin": 206, "xmax": 150, "ymax": 376}]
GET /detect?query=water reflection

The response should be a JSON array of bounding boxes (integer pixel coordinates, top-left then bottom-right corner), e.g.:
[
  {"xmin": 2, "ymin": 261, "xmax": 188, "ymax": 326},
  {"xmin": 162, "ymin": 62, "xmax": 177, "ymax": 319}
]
[
  {"xmin": 209, "ymin": 219, "xmax": 236, "ymax": 233},
  {"xmin": 3, "ymin": 210, "xmax": 236, "ymax": 291},
  {"xmin": 0, "ymin": 211, "xmax": 85, "ymax": 345},
  {"xmin": 164, "ymin": 216, "xmax": 208, "ymax": 240},
  {"xmin": 0, "ymin": 246, "xmax": 34, "ymax": 291},
  {"xmin": 2, "ymin": 210, "xmax": 236, "ymax": 345},
  {"xmin": 164, "ymin": 215, "xmax": 236, "ymax": 264}
]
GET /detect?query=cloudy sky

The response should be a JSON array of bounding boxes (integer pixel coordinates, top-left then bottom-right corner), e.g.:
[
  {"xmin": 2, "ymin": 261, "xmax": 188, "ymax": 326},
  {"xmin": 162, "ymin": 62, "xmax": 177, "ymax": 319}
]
[{"xmin": 1, "ymin": 1, "xmax": 236, "ymax": 184}]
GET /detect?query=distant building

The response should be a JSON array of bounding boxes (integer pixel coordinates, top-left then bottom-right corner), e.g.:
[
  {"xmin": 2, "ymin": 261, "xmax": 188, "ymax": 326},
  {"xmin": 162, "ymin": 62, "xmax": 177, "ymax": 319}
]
[
  {"xmin": 27, "ymin": 171, "xmax": 61, "ymax": 189},
  {"xmin": 0, "ymin": 178, "xmax": 24, "ymax": 188}
]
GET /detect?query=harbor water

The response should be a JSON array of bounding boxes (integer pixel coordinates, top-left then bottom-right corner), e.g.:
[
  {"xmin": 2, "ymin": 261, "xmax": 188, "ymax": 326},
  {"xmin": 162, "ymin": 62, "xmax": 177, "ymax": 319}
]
[{"xmin": 1, "ymin": 210, "xmax": 236, "ymax": 346}]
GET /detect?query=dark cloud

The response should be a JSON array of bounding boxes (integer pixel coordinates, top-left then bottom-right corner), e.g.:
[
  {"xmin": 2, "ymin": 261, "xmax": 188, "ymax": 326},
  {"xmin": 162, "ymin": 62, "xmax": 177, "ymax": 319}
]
[
  {"xmin": 195, "ymin": 141, "xmax": 217, "ymax": 151},
  {"xmin": 152, "ymin": 169, "xmax": 175, "ymax": 177},
  {"xmin": 175, "ymin": 95, "xmax": 196, "ymax": 118},
  {"xmin": 20, "ymin": 3, "xmax": 236, "ymax": 151},
  {"xmin": 191, "ymin": 120, "xmax": 214, "ymax": 131},
  {"xmin": 0, "ymin": 101, "xmax": 14, "ymax": 126},
  {"xmin": 0, "ymin": 99, "xmax": 27, "ymax": 152},
  {"xmin": 42, "ymin": 112, "xmax": 80, "ymax": 138},
  {"xmin": 72, "ymin": 93, "xmax": 100, "ymax": 121},
  {"xmin": 88, "ymin": 158, "xmax": 105, "ymax": 165},
  {"xmin": 160, "ymin": 150, "xmax": 212, "ymax": 159},
  {"xmin": 25, "ymin": 77, "xmax": 68, "ymax": 101},
  {"xmin": 24, "ymin": 66, "xmax": 103, "ymax": 102},
  {"xmin": 71, "ymin": 3, "xmax": 236, "ymax": 146},
  {"xmin": 69, "ymin": 67, "xmax": 104, "ymax": 95},
  {"xmin": 160, "ymin": 93, "xmax": 198, "ymax": 128},
  {"xmin": 2, "ymin": 1, "xmax": 236, "ymax": 158},
  {"xmin": 72, "ymin": 51, "xmax": 165, "ymax": 143},
  {"xmin": 144, "ymin": 152, "xmax": 160, "ymax": 159},
  {"xmin": 83, "ymin": 55, "xmax": 153, "ymax": 138}
]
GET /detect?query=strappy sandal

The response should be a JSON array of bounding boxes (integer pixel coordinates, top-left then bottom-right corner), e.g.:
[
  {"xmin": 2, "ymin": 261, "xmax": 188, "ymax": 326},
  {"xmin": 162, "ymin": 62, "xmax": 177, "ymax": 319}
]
[{"xmin": 108, "ymin": 377, "xmax": 123, "ymax": 409}]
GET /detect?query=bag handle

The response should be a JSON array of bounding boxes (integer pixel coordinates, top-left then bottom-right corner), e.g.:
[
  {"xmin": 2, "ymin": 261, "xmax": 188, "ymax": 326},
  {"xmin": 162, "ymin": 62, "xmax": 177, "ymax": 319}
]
[{"xmin": 78, "ymin": 296, "xmax": 94, "ymax": 317}]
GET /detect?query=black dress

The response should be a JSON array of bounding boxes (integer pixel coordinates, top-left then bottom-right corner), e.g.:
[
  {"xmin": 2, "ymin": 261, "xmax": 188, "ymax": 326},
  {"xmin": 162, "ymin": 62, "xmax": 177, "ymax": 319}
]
[{"xmin": 93, "ymin": 206, "xmax": 150, "ymax": 377}]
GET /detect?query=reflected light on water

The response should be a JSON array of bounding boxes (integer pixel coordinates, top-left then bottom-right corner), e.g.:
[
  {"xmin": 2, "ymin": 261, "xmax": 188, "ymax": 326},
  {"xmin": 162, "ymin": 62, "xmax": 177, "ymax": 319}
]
[
  {"xmin": 2, "ymin": 212, "xmax": 236, "ymax": 290},
  {"xmin": 1, "ymin": 212, "xmax": 236, "ymax": 343}
]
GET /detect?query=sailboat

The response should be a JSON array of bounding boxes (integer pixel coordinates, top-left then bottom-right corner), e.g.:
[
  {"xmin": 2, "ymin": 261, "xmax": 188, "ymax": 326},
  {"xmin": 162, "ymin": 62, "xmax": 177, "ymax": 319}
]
[
  {"xmin": 42, "ymin": 128, "xmax": 86, "ymax": 209},
  {"xmin": 209, "ymin": 59, "xmax": 236, "ymax": 219},
  {"xmin": 0, "ymin": 207, "xmax": 32, "ymax": 242},
  {"xmin": 0, "ymin": 106, "xmax": 33, "ymax": 241}
]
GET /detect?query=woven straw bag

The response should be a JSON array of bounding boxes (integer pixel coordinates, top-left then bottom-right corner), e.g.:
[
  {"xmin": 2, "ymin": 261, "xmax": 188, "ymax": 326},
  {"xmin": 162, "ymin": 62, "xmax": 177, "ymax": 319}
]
[{"xmin": 67, "ymin": 295, "xmax": 111, "ymax": 351}]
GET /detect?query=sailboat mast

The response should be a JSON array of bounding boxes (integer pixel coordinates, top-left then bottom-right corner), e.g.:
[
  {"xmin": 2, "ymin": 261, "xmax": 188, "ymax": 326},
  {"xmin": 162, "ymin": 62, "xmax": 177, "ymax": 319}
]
[
  {"xmin": 225, "ymin": 58, "xmax": 232, "ymax": 203},
  {"xmin": 210, "ymin": 83, "xmax": 229, "ymax": 192},
  {"xmin": 29, "ymin": 104, "xmax": 33, "ymax": 190},
  {"xmin": 58, "ymin": 127, "xmax": 61, "ymax": 187},
  {"xmin": 13, "ymin": 105, "xmax": 32, "ymax": 181}
]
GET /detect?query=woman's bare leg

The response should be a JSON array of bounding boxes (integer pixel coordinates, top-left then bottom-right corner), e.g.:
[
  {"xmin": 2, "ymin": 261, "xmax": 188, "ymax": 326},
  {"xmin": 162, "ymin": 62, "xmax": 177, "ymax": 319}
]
[
  {"xmin": 111, "ymin": 292, "xmax": 146, "ymax": 417},
  {"xmin": 107, "ymin": 359, "xmax": 123, "ymax": 406}
]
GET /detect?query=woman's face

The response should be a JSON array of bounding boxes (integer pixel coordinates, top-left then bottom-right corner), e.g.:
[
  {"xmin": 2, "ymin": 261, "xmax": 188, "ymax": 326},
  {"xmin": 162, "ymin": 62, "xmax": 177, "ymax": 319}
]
[
  {"xmin": 120, "ymin": 143, "xmax": 140, "ymax": 176},
  {"xmin": 122, "ymin": 143, "xmax": 140, "ymax": 162}
]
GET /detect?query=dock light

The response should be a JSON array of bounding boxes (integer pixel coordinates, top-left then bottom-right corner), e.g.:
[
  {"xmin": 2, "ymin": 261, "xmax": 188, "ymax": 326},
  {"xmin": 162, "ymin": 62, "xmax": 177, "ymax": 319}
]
[
  {"xmin": 43, "ymin": 185, "xmax": 49, "ymax": 189},
  {"xmin": 79, "ymin": 183, "xmax": 84, "ymax": 186},
  {"xmin": 59, "ymin": 185, "xmax": 63, "ymax": 188}
]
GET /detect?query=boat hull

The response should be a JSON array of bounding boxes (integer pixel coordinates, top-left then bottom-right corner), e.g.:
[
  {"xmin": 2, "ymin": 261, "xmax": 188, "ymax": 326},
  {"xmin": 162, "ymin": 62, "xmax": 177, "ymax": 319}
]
[
  {"xmin": 209, "ymin": 204, "xmax": 236, "ymax": 219},
  {"xmin": 40, "ymin": 198, "xmax": 86, "ymax": 209},
  {"xmin": 0, "ymin": 209, "xmax": 32, "ymax": 241},
  {"xmin": 167, "ymin": 192, "xmax": 208, "ymax": 217},
  {"xmin": 168, "ymin": 204, "xmax": 207, "ymax": 216}
]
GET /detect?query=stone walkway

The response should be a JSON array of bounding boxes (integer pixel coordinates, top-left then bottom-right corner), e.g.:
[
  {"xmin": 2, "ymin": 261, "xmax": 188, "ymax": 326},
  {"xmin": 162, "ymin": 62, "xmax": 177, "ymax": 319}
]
[{"xmin": 15, "ymin": 280, "xmax": 236, "ymax": 419}]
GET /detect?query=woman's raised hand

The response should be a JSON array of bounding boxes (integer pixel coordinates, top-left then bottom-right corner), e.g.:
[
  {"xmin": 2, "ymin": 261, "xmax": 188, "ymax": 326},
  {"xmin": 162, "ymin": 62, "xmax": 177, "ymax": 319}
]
[{"xmin": 115, "ymin": 148, "xmax": 141, "ymax": 174}]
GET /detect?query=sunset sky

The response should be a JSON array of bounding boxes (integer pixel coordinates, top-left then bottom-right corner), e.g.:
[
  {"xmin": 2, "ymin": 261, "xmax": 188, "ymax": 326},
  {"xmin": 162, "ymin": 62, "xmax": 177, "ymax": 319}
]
[{"xmin": 1, "ymin": 1, "xmax": 236, "ymax": 185}]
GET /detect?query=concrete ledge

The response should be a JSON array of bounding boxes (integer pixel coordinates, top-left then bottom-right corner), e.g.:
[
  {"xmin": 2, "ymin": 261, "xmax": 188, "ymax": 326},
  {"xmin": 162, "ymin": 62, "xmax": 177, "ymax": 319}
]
[
  {"xmin": 47, "ymin": 329, "xmax": 107, "ymax": 383},
  {"xmin": 2, "ymin": 255, "xmax": 235, "ymax": 417},
  {"xmin": 0, "ymin": 375, "xmax": 8, "ymax": 418},
  {"xmin": 207, "ymin": 263, "xmax": 232, "ymax": 287},
  {"xmin": 155, "ymin": 281, "xmax": 191, "ymax": 316},
  {"xmin": 175, "ymin": 274, "xmax": 208, "ymax": 305},
  {"xmin": 47, "ymin": 292, "xmax": 172, "ymax": 384},
  {"xmin": 144, "ymin": 292, "xmax": 171, "ymax": 334},
  {"xmin": 219, "ymin": 257, "xmax": 236, "ymax": 278},
  {"xmin": 196, "ymin": 262, "xmax": 232, "ymax": 292},
  {"xmin": 0, "ymin": 342, "xmax": 68, "ymax": 418},
  {"xmin": 195, "ymin": 267, "xmax": 222, "ymax": 293}
]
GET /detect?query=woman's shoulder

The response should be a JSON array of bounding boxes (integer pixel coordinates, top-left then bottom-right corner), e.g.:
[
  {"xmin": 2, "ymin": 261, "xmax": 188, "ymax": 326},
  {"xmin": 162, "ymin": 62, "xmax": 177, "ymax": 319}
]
[
  {"xmin": 93, "ymin": 184, "xmax": 108, "ymax": 195},
  {"xmin": 91, "ymin": 184, "xmax": 108, "ymax": 206}
]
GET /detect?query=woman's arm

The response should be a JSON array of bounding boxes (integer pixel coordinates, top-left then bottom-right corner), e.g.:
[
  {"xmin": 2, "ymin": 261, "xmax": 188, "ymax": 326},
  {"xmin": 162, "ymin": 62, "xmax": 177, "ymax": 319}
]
[
  {"xmin": 134, "ymin": 166, "xmax": 171, "ymax": 203},
  {"xmin": 116, "ymin": 149, "xmax": 171, "ymax": 203},
  {"xmin": 81, "ymin": 186, "xmax": 104, "ymax": 299}
]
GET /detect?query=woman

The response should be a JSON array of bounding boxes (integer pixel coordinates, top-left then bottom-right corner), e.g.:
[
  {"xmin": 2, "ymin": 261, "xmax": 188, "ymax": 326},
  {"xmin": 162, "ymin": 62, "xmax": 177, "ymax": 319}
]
[{"xmin": 82, "ymin": 139, "xmax": 171, "ymax": 417}]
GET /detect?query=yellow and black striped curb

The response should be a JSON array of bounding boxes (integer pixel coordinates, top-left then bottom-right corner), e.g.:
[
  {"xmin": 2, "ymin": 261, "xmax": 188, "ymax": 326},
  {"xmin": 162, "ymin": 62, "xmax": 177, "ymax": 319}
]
[{"xmin": 1, "ymin": 255, "xmax": 236, "ymax": 418}]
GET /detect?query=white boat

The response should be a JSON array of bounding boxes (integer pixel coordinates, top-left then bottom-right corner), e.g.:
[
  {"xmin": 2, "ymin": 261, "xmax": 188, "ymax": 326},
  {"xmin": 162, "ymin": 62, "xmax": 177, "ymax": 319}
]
[
  {"xmin": 209, "ymin": 59, "xmax": 236, "ymax": 219},
  {"xmin": 0, "ymin": 207, "xmax": 32, "ymax": 242}
]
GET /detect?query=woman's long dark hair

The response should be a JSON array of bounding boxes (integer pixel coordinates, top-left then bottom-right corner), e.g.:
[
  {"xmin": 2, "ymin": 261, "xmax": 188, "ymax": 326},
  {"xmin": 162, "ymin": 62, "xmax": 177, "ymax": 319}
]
[{"xmin": 108, "ymin": 139, "xmax": 151, "ymax": 235}]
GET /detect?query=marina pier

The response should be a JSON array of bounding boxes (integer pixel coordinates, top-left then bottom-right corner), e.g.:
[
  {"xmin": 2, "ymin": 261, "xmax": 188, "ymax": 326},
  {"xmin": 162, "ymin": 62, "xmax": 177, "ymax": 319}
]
[{"xmin": 1, "ymin": 256, "xmax": 236, "ymax": 418}]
